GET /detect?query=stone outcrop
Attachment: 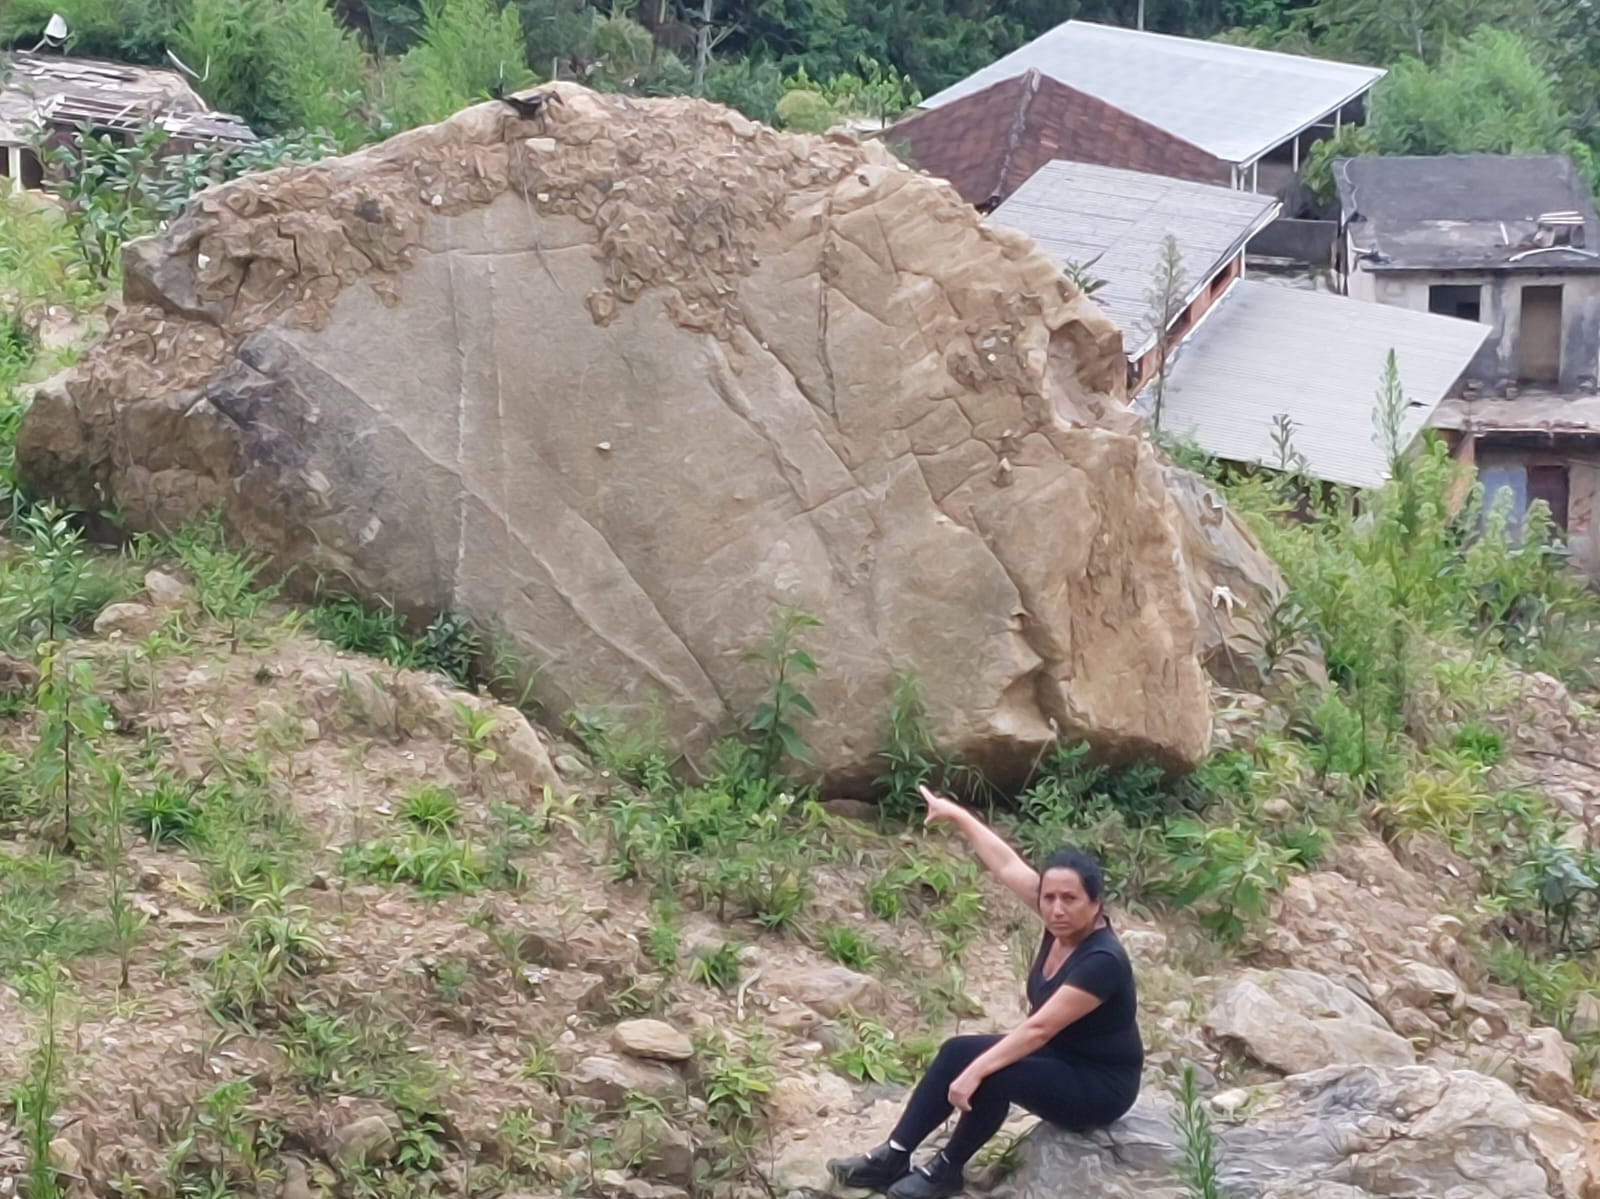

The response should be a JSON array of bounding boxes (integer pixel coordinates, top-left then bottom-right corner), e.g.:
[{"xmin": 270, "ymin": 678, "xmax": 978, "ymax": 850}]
[
  {"xmin": 16, "ymin": 84, "xmax": 1284, "ymax": 782},
  {"xmin": 993, "ymin": 1065, "xmax": 1592, "ymax": 1199}
]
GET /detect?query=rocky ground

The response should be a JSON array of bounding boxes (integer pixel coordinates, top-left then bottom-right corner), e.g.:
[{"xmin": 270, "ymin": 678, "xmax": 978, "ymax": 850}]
[{"xmin": 0, "ymin": 562, "xmax": 1596, "ymax": 1199}]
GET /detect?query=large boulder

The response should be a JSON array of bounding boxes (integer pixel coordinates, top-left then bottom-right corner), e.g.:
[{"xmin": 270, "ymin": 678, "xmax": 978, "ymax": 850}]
[
  {"xmin": 992, "ymin": 1065, "xmax": 1586, "ymax": 1199},
  {"xmin": 16, "ymin": 85, "xmax": 1274, "ymax": 782},
  {"xmin": 1204, "ymin": 969, "xmax": 1416, "ymax": 1075}
]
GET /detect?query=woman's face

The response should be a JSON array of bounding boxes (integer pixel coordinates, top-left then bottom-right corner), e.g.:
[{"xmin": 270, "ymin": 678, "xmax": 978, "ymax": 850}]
[{"xmin": 1039, "ymin": 867, "xmax": 1100, "ymax": 941}]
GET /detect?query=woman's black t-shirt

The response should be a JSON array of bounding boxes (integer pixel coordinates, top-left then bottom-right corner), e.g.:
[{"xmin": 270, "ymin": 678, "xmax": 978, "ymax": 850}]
[{"xmin": 1026, "ymin": 923, "xmax": 1143, "ymax": 1070}]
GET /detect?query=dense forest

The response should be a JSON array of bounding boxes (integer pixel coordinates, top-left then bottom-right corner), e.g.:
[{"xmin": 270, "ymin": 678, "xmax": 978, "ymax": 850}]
[{"xmin": 2, "ymin": 1, "xmax": 1600, "ymax": 185}]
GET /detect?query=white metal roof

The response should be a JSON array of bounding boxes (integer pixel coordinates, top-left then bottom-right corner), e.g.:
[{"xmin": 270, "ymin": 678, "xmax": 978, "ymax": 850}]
[
  {"xmin": 988, "ymin": 160, "xmax": 1280, "ymax": 357},
  {"xmin": 1155, "ymin": 280, "xmax": 1490, "ymax": 488},
  {"xmin": 922, "ymin": 21, "xmax": 1385, "ymax": 167}
]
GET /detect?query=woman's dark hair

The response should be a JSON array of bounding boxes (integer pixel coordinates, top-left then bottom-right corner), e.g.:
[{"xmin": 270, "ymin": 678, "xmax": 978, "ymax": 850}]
[{"xmin": 1037, "ymin": 848, "xmax": 1105, "ymax": 903}]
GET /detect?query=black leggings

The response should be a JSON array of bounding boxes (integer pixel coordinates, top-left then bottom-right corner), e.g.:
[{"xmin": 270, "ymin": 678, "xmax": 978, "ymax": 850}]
[{"xmin": 889, "ymin": 1034, "xmax": 1138, "ymax": 1167}]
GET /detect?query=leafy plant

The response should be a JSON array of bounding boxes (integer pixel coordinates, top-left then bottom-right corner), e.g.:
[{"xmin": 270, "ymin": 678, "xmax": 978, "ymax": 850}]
[
  {"xmin": 1157, "ymin": 820, "xmax": 1296, "ymax": 944},
  {"xmin": 131, "ymin": 775, "xmax": 204, "ymax": 847},
  {"xmin": 820, "ymin": 924, "xmax": 881, "ymax": 972},
  {"xmin": 397, "ymin": 784, "xmax": 461, "ymax": 834},
  {"xmin": 743, "ymin": 607, "xmax": 820, "ymax": 780},
  {"xmin": 1175, "ymin": 1063, "xmax": 1222, "ymax": 1199},
  {"xmin": 826, "ymin": 1015, "xmax": 934, "ymax": 1085},
  {"xmin": 340, "ymin": 834, "xmax": 493, "ymax": 896},
  {"xmin": 688, "ymin": 942, "xmax": 741, "ymax": 992},
  {"xmin": 13, "ymin": 961, "xmax": 65, "ymax": 1199}
]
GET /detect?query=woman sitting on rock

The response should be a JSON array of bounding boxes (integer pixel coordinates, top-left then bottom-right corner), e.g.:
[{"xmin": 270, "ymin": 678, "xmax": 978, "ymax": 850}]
[{"xmin": 827, "ymin": 785, "xmax": 1142, "ymax": 1199}]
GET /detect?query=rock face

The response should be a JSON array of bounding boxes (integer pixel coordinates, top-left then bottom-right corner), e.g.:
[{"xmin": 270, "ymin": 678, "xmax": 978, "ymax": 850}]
[
  {"xmin": 1205, "ymin": 969, "xmax": 1416, "ymax": 1075},
  {"xmin": 16, "ymin": 85, "xmax": 1282, "ymax": 780},
  {"xmin": 994, "ymin": 1066, "xmax": 1581, "ymax": 1199}
]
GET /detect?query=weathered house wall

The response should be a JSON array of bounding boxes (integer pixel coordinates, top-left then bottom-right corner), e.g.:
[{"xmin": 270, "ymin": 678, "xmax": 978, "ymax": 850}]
[
  {"xmin": 1458, "ymin": 436, "xmax": 1600, "ymax": 581},
  {"xmin": 1351, "ymin": 262, "xmax": 1600, "ymax": 393}
]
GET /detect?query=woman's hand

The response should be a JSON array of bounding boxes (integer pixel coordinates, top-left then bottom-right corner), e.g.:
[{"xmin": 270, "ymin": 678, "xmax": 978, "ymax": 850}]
[
  {"xmin": 919, "ymin": 784, "xmax": 964, "ymax": 827},
  {"xmin": 947, "ymin": 1066, "xmax": 983, "ymax": 1113}
]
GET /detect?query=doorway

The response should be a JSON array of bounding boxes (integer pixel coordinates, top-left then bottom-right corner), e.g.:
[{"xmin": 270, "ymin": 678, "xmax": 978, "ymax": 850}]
[{"xmin": 1518, "ymin": 285, "xmax": 1563, "ymax": 384}]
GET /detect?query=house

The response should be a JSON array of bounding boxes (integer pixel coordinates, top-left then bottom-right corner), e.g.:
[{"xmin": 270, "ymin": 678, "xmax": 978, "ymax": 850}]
[
  {"xmin": 1334, "ymin": 155, "xmax": 1600, "ymax": 395},
  {"xmin": 987, "ymin": 160, "xmax": 1281, "ymax": 388},
  {"xmin": 909, "ymin": 20, "xmax": 1383, "ymax": 200},
  {"xmin": 885, "ymin": 69, "xmax": 1229, "ymax": 211},
  {"xmin": 1156, "ymin": 281, "xmax": 1491, "ymax": 488},
  {"xmin": 1431, "ymin": 395, "xmax": 1600, "ymax": 578},
  {"xmin": 0, "ymin": 51, "xmax": 255, "ymax": 188}
]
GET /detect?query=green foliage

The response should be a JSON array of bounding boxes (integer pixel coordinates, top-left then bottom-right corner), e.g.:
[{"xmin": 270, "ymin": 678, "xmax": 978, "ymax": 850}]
[
  {"xmin": 1157, "ymin": 819, "xmax": 1297, "ymax": 943},
  {"xmin": 165, "ymin": 512, "xmax": 280, "ymax": 637},
  {"xmin": 131, "ymin": 775, "xmax": 205, "ymax": 846},
  {"xmin": 12, "ymin": 960, "xmax": 65, "ymax": 1199},
  {"xmin": 688, "ymin": 942, "xmax": 741, "ymax": 991},
  {"xmin": 390, "ymin": 0, "xmax": 535, "ymax": 128},
  {"xmin": 819, "ymin": 924, "xmax": 881, "ymax": 972},
  {"xmin": 397, "ymin": 784, "xmax": 461, "ymax": 833},
  {"xmin": 340, "ymin": 832, "xmax": 492, "ymax": 895},
  {"xmin": 0, "ymin": 855, "xmax": 107, "ymax": 979},
  {"xmin": 1175, "ymin": 1063, "xmax": 1222, "ymax": 1199},
  {"xmin": 0, "ymin": 504, "xmax": 138, "ymax": 649},
  {"xmin": 646, "ymin": 897, "xmax": 680, "ymax": 975},
  {"xmin": 694, "ymin": 1027, "xmax": 774, "ymax": 1132},
  {"xmin": 876, "ymin": 671, "xmax": 984, "ymax": 820},
  {"xmin": 744, "ymin": 607, "xmax": 820, "ymax": 779},
  {"xmin": 826, "ymin": 1014, "xmax": 935, "ymax": 1085},
  {"xmin": 208, "ymin": 895, "xmax": 328, "ymax": 1022},
  {"xmin": 311, "ymin": 594, "xmax": 481, "ymax": 687}
]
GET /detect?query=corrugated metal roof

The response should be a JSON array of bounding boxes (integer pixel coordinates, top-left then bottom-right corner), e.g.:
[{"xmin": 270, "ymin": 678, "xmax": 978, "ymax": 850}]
[
  {"xmin": 1156, "ymin": 280, "xmax": 1490, "ymax": 488},
  {"xmin": 922, "ymin": 20, "xmax": 1384, "ymax": 167},
  {"xmin": 988, "ymin": 160, "xmax": 1279, "ymax": 355}
]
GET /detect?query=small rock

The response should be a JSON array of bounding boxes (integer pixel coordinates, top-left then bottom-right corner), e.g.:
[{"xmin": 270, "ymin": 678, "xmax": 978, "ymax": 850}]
[
  {"xmin": 1394, "ymin": 961, "xmax": 1463, "ymax": 1011},
  {"xmin": 93, "ymin": 601, "xmax": 151, "ymax": 637},
  {"xmin": 1570, "ymin": 992, "xmax": 1600, "ymax": 1038},
  {"xmin": 769, "ymin": 1073, "xmax": 855, "ymax": 1125},
  {"xmin": 143, "ymin": 569, "xmax": 190, "ymax": 606},
  {"xmin": 47, "ymin": 1138, "xmax": 81, "ymax": 1176},
  {"xmin": 552, "ymin": 753, "xmax": 591, "ymax": 780},
  {"xmin": 1261, "ymin": 797, "xmax": 1294, "ymax": 821},
  {"xmin": 615, "ymin": 1117, "xmax": 695, "ymax": 1184},
  {"xmin": 571, "ymin": 1054, "xmax": 684, "ymax": 1106},
  {"xmin": 329, "ymin": 1114, "xmax": 399, "ymax": 1167},
  {"xmin": 761, "ymin": 961, "xmax": 882, "ymax": 1018},
  {"xmin": 1387, "ymin": 1005, "xmax": 1438, "ymax": 1042},
  {"xmin": 820, "ymin": 798, "xmax": 879, "ymax": 824},
  {"xmin": 1520, "ymin": 1027, "xmax": 1575, "ymax": 1104},
  {"xmin": 1210, "ymin": 1088, "xmax": 1249, "ymax": 1114},
  {"xmin": 1119, "ymin": 928, "xmax": 1167, "ymax": 966},
  {"xmin": 300, "ymin": 717, "xmax": 322, "ymax": 742},
  {"xmin": 1467, "ymin": 1017, "xmax": 1494, "ymax": 1044},
  {"xmin": 613, "ymin": 1018, "xmax": 694, "ymax": 1062},
  {"xmin": 0, "ymin": 653, "xmax": 40, "ymax": 697}
]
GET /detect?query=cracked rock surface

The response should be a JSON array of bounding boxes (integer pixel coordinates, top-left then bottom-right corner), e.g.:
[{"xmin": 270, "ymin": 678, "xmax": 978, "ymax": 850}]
[{"xmin": 16, "ymin": 84, "xmax": 1280, "ymax": 781}]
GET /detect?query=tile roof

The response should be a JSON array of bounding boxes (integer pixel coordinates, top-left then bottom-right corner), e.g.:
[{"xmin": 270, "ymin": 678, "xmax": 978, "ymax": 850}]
[
  {"xmin": 989, "ymin": 160, "xmax": 1279, "ymax": 355},
  {"xmin": 922, "ymin": 20, "xmax": 1384, "ymax": 167},
  {"xmin": 1155, "ymin": 279, "xmax": 1490, "ymax": 488},
  {"xmin": 885, "ymin": 70, "xmax": 1225, "ymax": 210},
  {"xmin": 1336, "ymin": 154, "xmax": 1600, "ymax": 272}
]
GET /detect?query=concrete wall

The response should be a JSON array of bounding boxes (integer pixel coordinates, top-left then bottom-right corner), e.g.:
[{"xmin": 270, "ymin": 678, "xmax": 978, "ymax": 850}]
[
  {"xmin": 1470, "ymin": 440, "xmax": 1600, "ymax": 580},
  {"xmin": 1352, "ymin": 267, "xmax": 1600, "ymax": 393}
]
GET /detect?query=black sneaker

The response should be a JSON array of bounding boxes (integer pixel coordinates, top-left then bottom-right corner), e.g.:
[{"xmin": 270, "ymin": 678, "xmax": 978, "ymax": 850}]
[
  {"xmin": 827, "ymin": 1144, "xmax": 911, "ymax": 1192},
  {"xmin": 886, "ymin": 1152, "xmax": 965, "ymax": 1199}
]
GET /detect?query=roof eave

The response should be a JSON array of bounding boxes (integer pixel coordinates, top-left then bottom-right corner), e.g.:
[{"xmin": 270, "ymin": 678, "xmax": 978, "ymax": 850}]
[{"xmin": 1230, "ymin": 73, "xmax": 1386, "ymax": 169}]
